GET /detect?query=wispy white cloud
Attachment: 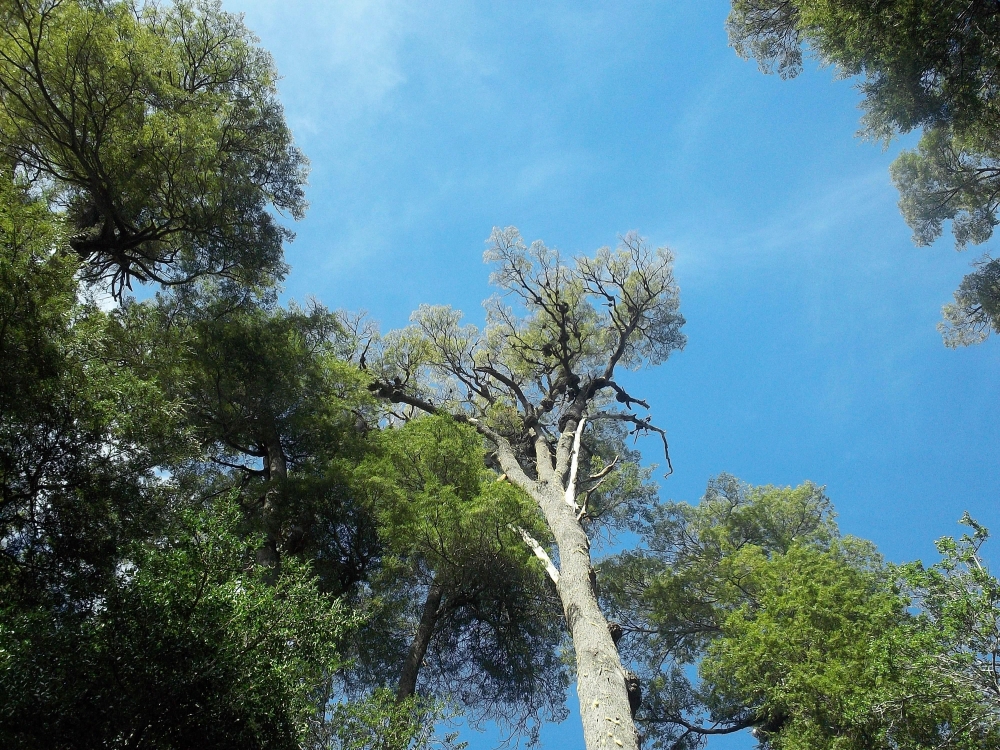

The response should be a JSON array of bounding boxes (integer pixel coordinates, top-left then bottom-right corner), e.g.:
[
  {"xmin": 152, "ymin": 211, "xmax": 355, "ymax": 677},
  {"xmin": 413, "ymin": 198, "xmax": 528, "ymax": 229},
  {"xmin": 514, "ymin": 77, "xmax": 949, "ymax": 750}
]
[
  {"xmin": 227, "ymin": 0, "xmax": 435, "ymax": 133},
  {"xmin": 668, "ymin": 167, "xmax": 896, "ymax": 278}
]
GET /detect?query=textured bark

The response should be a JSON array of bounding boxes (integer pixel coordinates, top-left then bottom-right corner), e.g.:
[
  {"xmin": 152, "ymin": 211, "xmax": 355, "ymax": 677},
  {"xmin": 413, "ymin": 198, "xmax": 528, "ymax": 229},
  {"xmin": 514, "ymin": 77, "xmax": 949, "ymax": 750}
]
[
  {"xmin": 493, "ymin": 428, "xmax": 640, "ymax": 750},
  {"xmin": 542, "ymin": 482, "xmax": 639, "ymax": 750},
  {"xmin": 257, "ymin": 429, "xmax": 287, "ymax": 569},
  {"xmin": 396, "ymin": 579, "xmax": 444, "ymax": 702}
]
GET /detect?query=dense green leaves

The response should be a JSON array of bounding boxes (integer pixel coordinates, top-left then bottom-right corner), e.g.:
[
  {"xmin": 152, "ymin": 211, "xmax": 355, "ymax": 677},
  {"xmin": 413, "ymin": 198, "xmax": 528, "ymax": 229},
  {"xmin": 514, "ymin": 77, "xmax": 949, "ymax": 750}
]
[
  {"xmin": 0, "ymin": 0, "xmax": 306, "ymax": 295},
  {"xmin": 0, "ymin": 167, "xmax": 171, "ymax": 607},
  {"xmin": 149, "ymin": 288, "xmax": 374, "ymax": 578},
  {"xmin": 0, "ymin": 164, "xmax": 357, "ymax": 747},
  {"xmin": 602, "ymin": 475, "xmax": 1000, "ymax": 750},
  {"xmin": 1, "ymin": 500, "xmax": 350, "ymax": 750}
]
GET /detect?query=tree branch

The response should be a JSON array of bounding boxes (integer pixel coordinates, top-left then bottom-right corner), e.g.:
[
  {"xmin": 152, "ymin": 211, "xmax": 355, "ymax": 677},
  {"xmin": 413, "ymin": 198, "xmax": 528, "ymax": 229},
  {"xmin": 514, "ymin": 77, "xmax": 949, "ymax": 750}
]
[
  {"xmin": 591, "ymin": 411, "xmax": 674, "ymax": 477},
  {"xmin": 513, "ymin": 525, "xmax": 559, "ymax": 584},
  {"xmin": 586, "ymin": 455, "xmax": 620, "ymax": 483},
  {"xmin": 474, "ymin": 364, "xmax": 534, "ymax": 416},
  {"xmin": 564, "ymin": 416, "xmax": 587, "ymax": 511}
]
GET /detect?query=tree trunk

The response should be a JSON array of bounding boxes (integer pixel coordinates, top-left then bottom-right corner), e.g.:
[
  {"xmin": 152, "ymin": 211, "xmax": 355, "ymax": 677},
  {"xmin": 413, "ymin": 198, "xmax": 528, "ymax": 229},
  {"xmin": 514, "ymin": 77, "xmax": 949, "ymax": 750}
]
[
  {"xmin": 538, "ymin": 482, "xmax": 640, "ymax": 750},
  {"xmin": 396, "ymin": 578, "xmax": 444, "ymax": 702},
  {"xmin": 492, "ymin": 431, "xmax": 640, "ymax": 750},
  {"xmin": 257, "ymin": 430, "xmax": 287, "ymax": 569}
]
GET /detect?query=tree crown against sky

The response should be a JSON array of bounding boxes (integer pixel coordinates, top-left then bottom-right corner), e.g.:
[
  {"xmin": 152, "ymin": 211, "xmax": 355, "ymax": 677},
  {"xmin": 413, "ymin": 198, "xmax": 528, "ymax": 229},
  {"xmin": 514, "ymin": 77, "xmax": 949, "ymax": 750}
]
[
  {"xmin": 727, "ymin": 0, "xmax": 1000, "ymax": 346},
  {"xmin": 367, "ymin": 227, "xmax": 685, "ymax": 444},
  {"xmin": 601, "ymin": 475, "xmax": 1000, "ymax": 750},
  {"xmin": 0, "ymin": 0, "xmax": 306, "ymax": 295},
  {"xmin": 360, "ymin": 226, "xmax": 685, "ymax": 750}
]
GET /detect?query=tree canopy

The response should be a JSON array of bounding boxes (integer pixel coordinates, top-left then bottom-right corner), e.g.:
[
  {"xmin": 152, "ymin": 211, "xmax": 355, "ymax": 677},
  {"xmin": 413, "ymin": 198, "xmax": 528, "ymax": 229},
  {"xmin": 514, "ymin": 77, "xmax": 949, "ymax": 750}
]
[
  {"xmin": 601, "ymin": 475, "xmax": 1000, "ymax": 750},
  {"xmin": 0, "ymin": 0, "xmax": 306, "ymax": 295},
  {"xmin": 363, "ymin": 226, "xmax": 685, "ymax": 750},
  {"xmin": 3, "ymin": 3, "xmax": 1000, "ymax": 749}
]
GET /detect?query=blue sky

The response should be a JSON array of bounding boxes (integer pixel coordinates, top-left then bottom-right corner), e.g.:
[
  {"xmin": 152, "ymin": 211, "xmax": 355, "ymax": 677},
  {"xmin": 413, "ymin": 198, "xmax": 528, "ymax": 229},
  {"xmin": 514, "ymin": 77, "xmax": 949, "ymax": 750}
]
[{"xmin": 224, "ymin": 1, "xmax": 1000, "ymax": 747}]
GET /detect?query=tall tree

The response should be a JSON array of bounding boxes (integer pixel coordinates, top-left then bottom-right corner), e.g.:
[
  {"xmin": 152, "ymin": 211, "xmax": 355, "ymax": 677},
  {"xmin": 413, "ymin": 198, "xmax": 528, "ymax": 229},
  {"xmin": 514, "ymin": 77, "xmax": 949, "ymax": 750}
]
[
  {"xmin": 0, "ymin": 0, "xmax": 306, "ymax": 295},
  {"xmin": 726, "ymin": 0, "xmax": 1000, "ymax": 345},
  {"xmin": 365, "ymin": 227, "xmax": 686, "ymax": 750}
]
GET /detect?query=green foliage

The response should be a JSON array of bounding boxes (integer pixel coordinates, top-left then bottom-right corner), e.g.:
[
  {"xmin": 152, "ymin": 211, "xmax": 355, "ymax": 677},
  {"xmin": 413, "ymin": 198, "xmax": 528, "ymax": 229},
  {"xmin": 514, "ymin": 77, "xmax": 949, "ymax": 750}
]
[
  {"xmin": 727, "ymin": 0, "xmax": 1000, "ymax": 345},
  {"xmin": 139, "ymin": 285, "xmax": 379, "ymax": 587},
  {"xmin": 348, "ymin": 416, "xmax": 569, "ymax": 739},
  {"xmin": 728, "ymin": 0, "xmax": 1000, "ymax": 137},
  {"xmin": 0, "ymin": 167, "xmax": 173, "ymax": 605},
  {"xmin": 1, "ymin": 499, "xmax": 351, "ymax": 750},
  {"xmin": 0, "ymin": 168, "xmax": 353, "ymax": 747},
  {"xmin": 0, "ymin": 0, "xmax": 306, "ymax": 294},
  {"xmin": 317, "ymin": 690, "xmax": 467, "ymax": 750},
  {"xmin": 897, "ymin": 514, "xmax": 1000, "ymax": 743},
  {"xmin": 700, "ymin": 547, "xmax": 918, "ymax": 750},
  {"xmin": 602, "ymin": 475, "xmax": 1000, "ymax": 750}
]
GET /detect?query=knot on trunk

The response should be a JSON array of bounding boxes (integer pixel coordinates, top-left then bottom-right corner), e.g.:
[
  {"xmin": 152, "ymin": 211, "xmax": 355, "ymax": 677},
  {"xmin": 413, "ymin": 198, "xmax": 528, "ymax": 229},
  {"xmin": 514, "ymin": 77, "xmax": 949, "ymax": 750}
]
[
  {"xmin": 608, "ymin": 621, "xmax": 623, "ymax": 647},
  {"xmin": 624, "ymin": 670, "xmax": 641, "ymax": 718}
]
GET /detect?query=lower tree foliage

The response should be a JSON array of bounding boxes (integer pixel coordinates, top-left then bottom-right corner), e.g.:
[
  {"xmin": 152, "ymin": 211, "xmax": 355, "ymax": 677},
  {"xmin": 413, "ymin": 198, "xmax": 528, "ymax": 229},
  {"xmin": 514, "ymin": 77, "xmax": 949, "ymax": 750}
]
[
  {"xmin": 345, "ymin": 415, "xmax": 569, "ymax": 742},
  {"xmin": 314, "ymin": 689, "xmax": 468, "ymax": 750},
  {"xmin": 1, "ymin": 501, "xmax": 349, "ymax": 750},
  {"xmin": 0, "ymin": 170, "xmax": 353, "ymax": 749},
  {"xmin": 601, "ymin": 475, "xmax": 1000, "ymax": 750}
]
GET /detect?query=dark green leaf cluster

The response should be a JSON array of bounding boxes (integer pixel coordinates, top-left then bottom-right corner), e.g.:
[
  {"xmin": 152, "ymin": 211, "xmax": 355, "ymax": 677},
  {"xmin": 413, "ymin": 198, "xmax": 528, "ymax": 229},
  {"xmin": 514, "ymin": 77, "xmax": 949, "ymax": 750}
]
[
  {"xmin": 2, "ymin": 499, "xmax": 350, "ymax": 750},
  {"xmin": 0, "ymin": 0, "xmax": 306, "ymax": 295}
]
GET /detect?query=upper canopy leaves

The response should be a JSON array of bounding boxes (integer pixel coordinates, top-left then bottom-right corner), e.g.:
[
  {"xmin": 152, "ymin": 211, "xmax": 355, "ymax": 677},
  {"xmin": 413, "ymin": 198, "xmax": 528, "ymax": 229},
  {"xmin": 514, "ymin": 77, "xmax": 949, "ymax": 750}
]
[
  {"xmin": 726, "ymin": 0, "xmax": 1000, "ymax": 345},
  {"xmin": 0, "ymin": 0, "xmax": 306, "ymax": 295},
  {"xmin": 367, "ymin": 228, "xmax": 685, "ymax": 477}
]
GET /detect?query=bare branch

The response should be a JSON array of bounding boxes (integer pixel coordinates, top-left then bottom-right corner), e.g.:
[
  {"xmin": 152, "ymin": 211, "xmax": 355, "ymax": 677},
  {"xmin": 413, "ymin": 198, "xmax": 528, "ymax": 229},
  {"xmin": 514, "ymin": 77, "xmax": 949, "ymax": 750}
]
[
  {"xmin": 513, "ymin": 525, "xmax": 560, "ymax": 584},
  {"xmin": 474, "ymin": 364, "xmax": 534, "ymax": 415},
  {"xmin": 564, "ymin": 417, "xmax": 587, "ymax": 511},
  {"xmin": 591, "ymin": 411, "xmax": 674, "ymax": 477},
  {"xmin": 586, "ymin": 455, "xmax": 620, "ymax": 484}
]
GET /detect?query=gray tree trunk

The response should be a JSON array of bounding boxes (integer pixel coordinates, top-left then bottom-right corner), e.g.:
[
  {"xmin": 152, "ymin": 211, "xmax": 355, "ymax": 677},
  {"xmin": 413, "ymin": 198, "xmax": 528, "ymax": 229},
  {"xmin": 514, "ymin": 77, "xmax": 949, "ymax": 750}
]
[
  {"xmin": 257, "ymin": 430, "xmax": 287, "ymax": 569},
  {"xmin": 493, "ymin": 429, "xmax": 640, "ymax": 750}
]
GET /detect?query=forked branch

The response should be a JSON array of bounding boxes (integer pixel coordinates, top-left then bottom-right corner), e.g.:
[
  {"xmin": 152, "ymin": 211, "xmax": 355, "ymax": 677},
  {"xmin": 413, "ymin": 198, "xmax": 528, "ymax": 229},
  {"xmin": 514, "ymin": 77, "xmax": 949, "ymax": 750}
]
[{"xmin": 591, "ymin": 411, "xmax": 674, "ymax": 476}]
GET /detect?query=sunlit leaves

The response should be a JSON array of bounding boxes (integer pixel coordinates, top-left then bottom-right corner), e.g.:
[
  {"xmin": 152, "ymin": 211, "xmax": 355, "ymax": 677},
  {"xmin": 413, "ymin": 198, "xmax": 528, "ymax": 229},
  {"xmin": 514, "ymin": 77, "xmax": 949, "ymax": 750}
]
[{"xmin": 0, "ymin": 0, "xmax": 307, "ymax": 294}]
